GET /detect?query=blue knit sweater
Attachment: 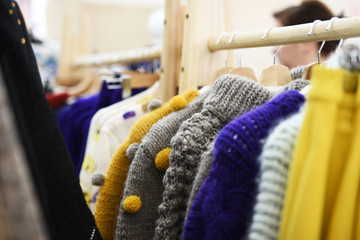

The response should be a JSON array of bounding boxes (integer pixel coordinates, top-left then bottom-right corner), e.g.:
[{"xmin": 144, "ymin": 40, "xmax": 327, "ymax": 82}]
[{"xmin": 182, "ymin": 90, "xmax": 305, "ymax": 240}]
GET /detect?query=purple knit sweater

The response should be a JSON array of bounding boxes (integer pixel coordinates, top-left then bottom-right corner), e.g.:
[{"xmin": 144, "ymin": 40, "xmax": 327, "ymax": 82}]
[{"xmin": 182, "ymin": 90, "xmax": 305, "ymax": 240}]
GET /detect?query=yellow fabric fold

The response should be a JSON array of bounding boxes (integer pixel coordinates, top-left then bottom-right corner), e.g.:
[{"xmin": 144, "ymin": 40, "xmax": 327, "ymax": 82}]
[{"xmin": 279, "ymin": 66, "xmax": 358, "ymax": 240}]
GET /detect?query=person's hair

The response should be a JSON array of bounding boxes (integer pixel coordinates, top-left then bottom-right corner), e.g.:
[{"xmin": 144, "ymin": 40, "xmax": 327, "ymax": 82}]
[{"xmin": 273, "ymin": 0, "xmax": 343, "ymax": 56}]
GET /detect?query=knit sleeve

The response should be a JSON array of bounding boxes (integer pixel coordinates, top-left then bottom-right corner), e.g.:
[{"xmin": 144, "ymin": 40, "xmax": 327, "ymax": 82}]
[
  {"xmin": 182, "ymin": 91, "xmax": 305, "ymax": 240},
  {"xmin": 248, "ymin": 110, "xmax": 304, "ymax": 240}
]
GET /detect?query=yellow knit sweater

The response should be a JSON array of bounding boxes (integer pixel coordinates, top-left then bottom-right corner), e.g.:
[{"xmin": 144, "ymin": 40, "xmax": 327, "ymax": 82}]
[{"xmin": 94, "ymin": 89, "xmax": 199, "ymax": 240}]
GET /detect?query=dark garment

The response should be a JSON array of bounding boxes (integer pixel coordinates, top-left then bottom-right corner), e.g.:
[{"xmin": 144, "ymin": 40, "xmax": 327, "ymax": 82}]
[{"xmin": 0, "ymin": 1, "xmax": 102, "ymax": 239}]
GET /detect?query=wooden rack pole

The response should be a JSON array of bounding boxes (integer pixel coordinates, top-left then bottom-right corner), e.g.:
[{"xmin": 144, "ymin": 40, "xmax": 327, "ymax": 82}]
[
  {"xmin": 73, "ymin": 46, "xmax": 162, "ymax": 68},
  {"xmin": 57, "ymin": 15, "xmax": 93, "ymax": 86},
  {"xmin": 0, "ymin": 66, "xmax": 49, "ymax": 240},
  {"xmin": 179, "ymin": 0, "xmax": 233, "ymax": 94},
  {"xmin": 208, "ymin": 16, "xmax": 360, "ymax": 51},
  {"xmin": 159, "ymin": 0, "xmax": 185, "ymax": 102}
]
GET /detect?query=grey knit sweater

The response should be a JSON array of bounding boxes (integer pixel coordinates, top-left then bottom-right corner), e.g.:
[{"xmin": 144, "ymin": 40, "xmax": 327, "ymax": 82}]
[
  {"xmin": 154, "ymin": 74, "xmax": 272, "ymax": 240},
  {"xmin": 114, "ymin": 89, "xmax": 211, "ymax": 240},
  {"xmin": 183, "ymin": 140, "xmax": 215, "ymax": 225},
  {"xmin": 248, "ymin": 109, "xmax": 305, "ymax": 240}
]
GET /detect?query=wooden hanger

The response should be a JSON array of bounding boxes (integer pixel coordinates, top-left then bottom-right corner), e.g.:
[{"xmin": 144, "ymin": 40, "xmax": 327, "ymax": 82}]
[
  {"xmin": 210, "ymin": 33, "xmax": 236, "ymax": 84},
  {"xmin": 302, "ymin": 19, "xmax": 340, "ymax": 80},
  {"xmin": 259, "ymin": 65, "xmax": 292, "ymax": 86},
  {"xmin": 211, "ymin": 66, "xmax": 234, "ymax": 83},
  {"xmin": 302, "ymin": 39, "xmax": 327, "ymax": 80},
  {"xmin": 227, "ymin": 35, "xmax": 258, "ymax": 82},
  {"xmin": 259, "ymin": 45, "xmax": 292, "ymax": 86},
  {"xmin": 229, "ymin": 57, "xmax": 257, "ymax": 82},
  {"xmin": 68, "ymin": 68, "xmax": 102, "ymax": 97},
  {"xmin": 123, "ymin": 71, "xmax": 159, "ymax": 88}
]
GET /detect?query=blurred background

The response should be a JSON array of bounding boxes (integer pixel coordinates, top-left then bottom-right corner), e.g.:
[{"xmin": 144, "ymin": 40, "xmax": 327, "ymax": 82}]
[{"xmin": 17, "ymin": 0, "xmax": 360, "ymax": 81}]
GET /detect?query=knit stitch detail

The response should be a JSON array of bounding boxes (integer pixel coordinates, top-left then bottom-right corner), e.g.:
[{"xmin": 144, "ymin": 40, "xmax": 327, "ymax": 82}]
[
  {"xmin": 155, "ymin": 148, "xmax": 172, "ymax": 171},
  {"xmin": 113, "ymin": 90, "xmax": 211, "ymax": 240},
  {"xmin": 123, "ymin": 195, "xmax": 142, "ymax": 213},
  {"xmin": 284, "ymin": 79, "xmax": 310, "ymax": 92},
  {"xmin": 91, "ymin": 172, "xmax": 105, "ymax": 186},
  {"xmin": 182, "ymin": 90, "xmax": 304, "ymax": 240},
  {"xmin": 248, "ymin": 110, "xmax": 304, "ymax": 240},
  {"xmin": 148, "ymin": 99, "xmax": 162, "ymax": 111},
  {"xmin": 290, "ymin": 66, "xmax": 305, "ymax": 80},
  {"xmin": 94, "ymin": 89, "xmax": 199, "ymax": 240},
  {"xmin": 184, "ymin": 140, "xmax": 215, "ymax": 224},
  {"xmin": 154, "ymin": 75, "xmax": 273, "ymax": 240},
  {"xmin": 126, "ymin": 143, "xmax": 140, "ymax": 160}
]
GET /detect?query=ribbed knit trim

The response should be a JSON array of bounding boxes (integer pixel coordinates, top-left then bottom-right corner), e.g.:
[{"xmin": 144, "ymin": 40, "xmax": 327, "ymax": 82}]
[{"xmin": 184, "ymin": 140, "xmax": 215, "ymax": 225}]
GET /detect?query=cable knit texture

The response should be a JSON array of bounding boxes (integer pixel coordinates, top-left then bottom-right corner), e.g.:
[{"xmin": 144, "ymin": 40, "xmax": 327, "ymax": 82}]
[
  {"xmin": 289, "ymin": 66, "xmax": 305, "ymax": 80},
  {"xmin": 284, "ymin": 79, "xmax": 310, "ymax": 92},
  {"xmin": 248, "ymin": 109, "xmax": 305, "ymax": 240},
  {"xmin": 154, "ymin": 75, "xmax": 273, "ymax": 240},
  {"xmin": 94, "ymin": 89, "xmax": 199, "ymax": 240},
  {"xmin": 182, "ymin": 90, "xmax": 305, "ymax": 240},
  {"xmin": 184, "ymin": 140, "xmax": 215, "ymax": 224},
  {"xmin": 113, "ymin": 90, "xmax": 211, "ymax": 240}
]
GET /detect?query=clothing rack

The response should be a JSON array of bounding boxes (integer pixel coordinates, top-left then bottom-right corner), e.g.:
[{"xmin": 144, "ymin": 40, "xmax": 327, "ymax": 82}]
[
  {"xmin": 67, "ymin": 0, "xmax": 185, "ymax": 102},
  {"xmin": 72, "ymin": 46, "xmax": 162, "ymax": 68},
  {"xmin": 178, "ymin": 0, "xmax": 233, "ymax": 94},
  {"xmin": 208, "ymin": 16, "xmax": 360, "ymax": 51},
  {"xmin": 179, "ymin": 10, "xmax": 360, "ymax": 94}
]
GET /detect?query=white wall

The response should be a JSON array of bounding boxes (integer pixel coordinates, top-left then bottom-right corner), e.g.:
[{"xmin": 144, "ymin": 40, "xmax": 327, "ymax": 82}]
[
  {"xmin": 46, "ymin": 0, "xmax": 164, "ymax": 52},
  {"xmin": 24, "ymin": 0, "xmax": 360, "ymax": 76}
]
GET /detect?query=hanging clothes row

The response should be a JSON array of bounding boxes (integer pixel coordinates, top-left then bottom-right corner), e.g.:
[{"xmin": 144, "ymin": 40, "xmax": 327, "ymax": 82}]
[
  {"xmin": 2, "ymin": 0, "xmax": 360, "ymax": 239},
  {"xmin": 83, "ymin": 63, "xmax": 309, "ymax": 240},
  {"xmin": 78, "ymin": 44, "xmax": 359, "ymax": 240}
]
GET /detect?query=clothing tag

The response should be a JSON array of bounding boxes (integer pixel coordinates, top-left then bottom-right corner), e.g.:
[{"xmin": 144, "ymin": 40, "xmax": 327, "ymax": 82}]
[{"xmin": 123, "ymin": 111, "xmax": 136, "ymax": 120}]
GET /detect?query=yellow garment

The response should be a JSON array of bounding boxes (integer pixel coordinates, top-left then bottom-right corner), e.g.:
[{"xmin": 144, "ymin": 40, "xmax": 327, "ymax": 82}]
[
  {"xmin": 327, "ymin": 73, "xmax": 360, "ymax": 240},
  {"xmin": 279, "ymin": 66, "xmax": 358, "ymax": 240},
  {"xmin": 94, "ymin": 89, "xmax": 199, "ymax": 240}
]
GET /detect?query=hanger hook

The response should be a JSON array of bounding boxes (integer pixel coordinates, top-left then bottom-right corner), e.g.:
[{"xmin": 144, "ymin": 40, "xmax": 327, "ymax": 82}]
[
  {"xmin": 318, "ymin": 41, "xmax": 326, "ymax": 62},
  {"xmin": 215, "ymin": 32, "xmax": 230, "ymax": 45},
  {"xmin": 261, "ymin": 26, "xmax": 275, "ymax": 40},
  {"xmin": 228, "ymin": 31, "xmax": 240, "ymax": 43},
  {"xmin": 225, "ymin": 50, "xmax": 233, "ymax": 67},
  {"xmin": 326, "ymin": 17, "xmax": 339, "ymax": 31},
  {"xmin": 308, "ymin": 19, "xmax": 321, "ymax": 36},
  {"xmin": 336, "ymin": 38, "xmax": 344, "ymax": 53},
  {"xmin": 273, "ymin": 45, "xmax": 283, "ymax": 65}
]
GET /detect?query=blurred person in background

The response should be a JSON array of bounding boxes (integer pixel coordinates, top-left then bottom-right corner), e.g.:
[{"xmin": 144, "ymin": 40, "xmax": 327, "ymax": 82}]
[{"xmin": 273, "ymin": 0, "xmax": 342, "ymax": 69}]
